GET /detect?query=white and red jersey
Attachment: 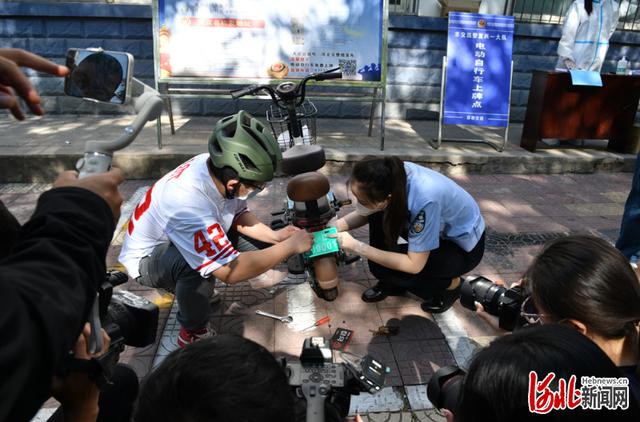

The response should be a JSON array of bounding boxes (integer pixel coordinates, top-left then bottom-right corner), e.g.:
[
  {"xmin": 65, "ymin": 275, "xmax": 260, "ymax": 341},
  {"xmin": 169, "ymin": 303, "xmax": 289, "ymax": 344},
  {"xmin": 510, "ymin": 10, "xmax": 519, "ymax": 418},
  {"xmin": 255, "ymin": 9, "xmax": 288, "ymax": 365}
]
[{"xmin": 118, "ymin": 153, "xmax": 247, "ymax": 279}]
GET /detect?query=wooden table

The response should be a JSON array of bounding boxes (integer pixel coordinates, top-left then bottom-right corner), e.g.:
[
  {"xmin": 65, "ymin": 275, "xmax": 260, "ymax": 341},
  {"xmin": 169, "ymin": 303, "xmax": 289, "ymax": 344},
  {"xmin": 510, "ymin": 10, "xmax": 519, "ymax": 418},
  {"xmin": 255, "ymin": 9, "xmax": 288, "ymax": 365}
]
[{"xmin": 520, "ymin": 71, "xmax": 640, "ymax": 153}]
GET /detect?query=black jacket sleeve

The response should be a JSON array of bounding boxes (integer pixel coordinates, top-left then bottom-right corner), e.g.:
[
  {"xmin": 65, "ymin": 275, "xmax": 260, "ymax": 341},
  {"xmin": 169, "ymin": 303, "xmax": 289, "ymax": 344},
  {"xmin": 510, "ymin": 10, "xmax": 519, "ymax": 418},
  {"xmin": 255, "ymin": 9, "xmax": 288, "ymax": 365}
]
[
  {"xmin": 0, "ymin": 198, "xmax": 21, "ymax": 257},
  {"xmin": 0, "ymin": 187, "xmax": 115, "ymax": 422}
]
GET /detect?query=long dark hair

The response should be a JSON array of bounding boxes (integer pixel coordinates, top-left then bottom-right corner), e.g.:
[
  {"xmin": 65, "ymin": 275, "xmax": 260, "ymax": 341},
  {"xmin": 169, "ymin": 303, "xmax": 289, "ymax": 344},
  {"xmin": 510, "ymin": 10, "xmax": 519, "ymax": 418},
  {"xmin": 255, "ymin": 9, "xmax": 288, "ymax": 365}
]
[
  {"xmin": 458, "ymin": 324, "xmax": 640, "ymax": 421},
  {"xmin": 351, "ymin": 156, "xmax": 407, "ymax": 247},
  {"xmin": 524, "ymin": 235, "xmax": 640, "ymax": 379},
  {"xmin": 585, "ymin": 0, "xmax": 593, "ymax": 15}
]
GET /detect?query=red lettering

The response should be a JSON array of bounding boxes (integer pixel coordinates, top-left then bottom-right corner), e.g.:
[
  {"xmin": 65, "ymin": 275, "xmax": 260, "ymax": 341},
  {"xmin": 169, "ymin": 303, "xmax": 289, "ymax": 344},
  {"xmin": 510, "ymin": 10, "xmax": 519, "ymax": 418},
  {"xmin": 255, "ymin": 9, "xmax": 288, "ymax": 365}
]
[
  {"xmin": 207, "ymin": 223, "xmax": 229, "ymax": 250},
  {"xmin": 194, "ymin": 230, "xmax": 216, "ymax": 257},
  {"xmin": 168, "ymin": 160, "xmax": 192, "ymax": 181},
  {"xmin": 528, "ymin": 372, "xmax": 582, "ymax": 414},
  {"xmin": 128, "ymin": 184, "xmax": 155, "ymax": 235},
  {"xmin": 529, "ymin": 371, "xmax": 555, "ymax": 414},
  {"xmin": 553, "ymin": 378, "xmax": 567, "ymax": 410},
  {"xmin": 567, "ymin": 375, "xmax": 582, "ymax": 410}
]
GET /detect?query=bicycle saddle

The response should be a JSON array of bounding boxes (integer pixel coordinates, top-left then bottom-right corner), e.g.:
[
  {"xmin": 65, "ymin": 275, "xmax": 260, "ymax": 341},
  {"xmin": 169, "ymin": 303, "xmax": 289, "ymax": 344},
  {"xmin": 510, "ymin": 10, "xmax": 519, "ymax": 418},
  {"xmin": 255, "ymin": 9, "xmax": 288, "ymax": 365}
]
[
  {"xmin": 280, "ymin": 145, "xmax": 326, "ymax": 175},
  {"xmin": 287, "ymin": 171, "xmax": 330, "ymax": 202}
]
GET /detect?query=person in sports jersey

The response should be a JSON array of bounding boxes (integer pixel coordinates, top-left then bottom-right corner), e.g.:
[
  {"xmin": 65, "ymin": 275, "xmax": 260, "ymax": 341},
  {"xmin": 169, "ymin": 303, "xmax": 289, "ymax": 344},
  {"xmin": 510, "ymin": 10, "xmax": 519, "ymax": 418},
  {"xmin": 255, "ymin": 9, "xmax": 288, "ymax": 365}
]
[
  {"xmin": 330, "ymin": 156, "xmax": 485, "ymax": 314},
  {"xmin": 119, "ymin": 111, "xmax": 313, "ymax": 347}
]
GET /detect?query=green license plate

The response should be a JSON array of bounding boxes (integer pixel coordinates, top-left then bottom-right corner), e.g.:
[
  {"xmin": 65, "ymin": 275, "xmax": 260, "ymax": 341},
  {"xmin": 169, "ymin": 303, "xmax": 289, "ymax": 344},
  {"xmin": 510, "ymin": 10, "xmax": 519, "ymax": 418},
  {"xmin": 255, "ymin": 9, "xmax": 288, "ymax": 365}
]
[{"xmin": 304, "ymin": 227, "xmax": 340, "ymax": 259}]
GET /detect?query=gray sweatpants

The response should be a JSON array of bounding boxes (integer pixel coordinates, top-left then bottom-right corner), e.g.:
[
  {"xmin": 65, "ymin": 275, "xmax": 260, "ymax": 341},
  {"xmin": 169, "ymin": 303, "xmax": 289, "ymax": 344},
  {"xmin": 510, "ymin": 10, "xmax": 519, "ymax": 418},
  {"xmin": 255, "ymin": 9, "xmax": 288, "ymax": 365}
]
[{"xmin": 136, "ymin": 231, "xmax": 266, "ymax": 330}]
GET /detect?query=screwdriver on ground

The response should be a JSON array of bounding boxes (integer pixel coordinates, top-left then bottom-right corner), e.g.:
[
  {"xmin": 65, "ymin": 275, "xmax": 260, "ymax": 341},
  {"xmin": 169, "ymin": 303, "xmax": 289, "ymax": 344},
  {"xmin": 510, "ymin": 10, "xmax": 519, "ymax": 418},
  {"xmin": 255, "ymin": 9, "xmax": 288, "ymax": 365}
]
[{"xmin": 301, "ymin": 316, "xmax": 331, "ymax": 332}]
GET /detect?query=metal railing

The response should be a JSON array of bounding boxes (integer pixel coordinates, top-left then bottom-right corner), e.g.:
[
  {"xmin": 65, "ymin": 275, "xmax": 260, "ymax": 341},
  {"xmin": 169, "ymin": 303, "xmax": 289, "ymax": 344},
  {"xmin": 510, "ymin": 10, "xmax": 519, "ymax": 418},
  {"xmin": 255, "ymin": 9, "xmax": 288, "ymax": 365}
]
[
  {"xmin": 389, "ymin": 0, "xmax": 420, "ymax": 15},
  {"xmin": 513, "ymin": 0, "xmax": 640, "ymax": 31}
]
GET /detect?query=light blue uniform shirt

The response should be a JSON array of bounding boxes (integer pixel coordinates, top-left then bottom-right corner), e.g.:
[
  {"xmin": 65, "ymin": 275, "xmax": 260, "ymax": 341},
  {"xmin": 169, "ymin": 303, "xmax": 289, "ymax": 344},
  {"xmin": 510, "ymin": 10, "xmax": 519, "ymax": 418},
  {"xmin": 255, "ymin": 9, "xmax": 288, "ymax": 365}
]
[{"xmin": 405, "ymin": 162, "xmax": 485, "ymax": 253}]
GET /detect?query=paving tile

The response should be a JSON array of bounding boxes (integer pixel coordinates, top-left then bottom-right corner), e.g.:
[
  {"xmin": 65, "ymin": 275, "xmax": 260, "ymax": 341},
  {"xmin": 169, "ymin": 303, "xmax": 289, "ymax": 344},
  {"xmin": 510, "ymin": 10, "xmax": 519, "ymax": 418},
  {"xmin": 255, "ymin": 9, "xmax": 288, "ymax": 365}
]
[
  {"xmin": 564, "ymin": 202, "xmax": 624, "ymax": 217},
  {"xmin": 325, "ymin": 304, "xmax": 386, "ymax": 346},
  {"xmin": 391, "ymin": 339, "xmax": 456, "ymax": 385},
  {"xmin": 602, "ymin": 191, "xmax": 630, "ymax": 203},
  {"xmin": 338, "ymin": 258, "xmax": 373, "ymax": 284},
  {"xmin": 214, "ymin": 312, "xmax": 276, "ymax": 352},
  {"xmin": 5, "ymin": 193, "xmax": 39, "ymax": 224},
  {"xmin": 273, "ymin": 316, "xmax": 332, "ymax": 357},
  {"xmin": 0, "ymin": 193, "xmax": 18, "ymax": 205},
  {"xmin": 343, "ymin": 342, "xmax": 403, "ymax": 387},
  {"xmin": 374, "ymin": 291, "xmax": 422, "ymax": 309},
  {"xmin": 274, "ymin": 281, "xmax": 329, "ymax": 317},
  {"xmin": 378, "ymin": 305, "xmax": 444, "ymax": 342},
  {"xmin": 414, "ymin": 410, "xmax": 448, "ymax": 422},
  {"xmin": 446, "ymin": 301, "xmax": 506, "ymax": 338},
  {"xmin": 499, "ymin": 202, "xmax": 542, "ymax": 217},
  {"xmin": 348, "ymin": 387, "xmax": 405, "ymax": 416},
  {"xmin": 405, "ymin": 384, "xmax": 434, "ymax": 410}
]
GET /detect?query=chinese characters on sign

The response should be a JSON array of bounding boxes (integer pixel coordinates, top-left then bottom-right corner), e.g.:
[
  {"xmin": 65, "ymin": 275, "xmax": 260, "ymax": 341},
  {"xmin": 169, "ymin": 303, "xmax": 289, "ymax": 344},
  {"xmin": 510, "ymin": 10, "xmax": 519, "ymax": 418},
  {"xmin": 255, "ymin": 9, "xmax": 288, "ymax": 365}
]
[
  {"xmin": 444, "ymin": 13, "xmax": 515, "ymax": 127},
  {"xmin": 528, "ymin": 372, "xmax": 630, "ymax": 413},
  {"xmin": 155, "ymin": 0, "xmax": 384, "ymax": 81}
]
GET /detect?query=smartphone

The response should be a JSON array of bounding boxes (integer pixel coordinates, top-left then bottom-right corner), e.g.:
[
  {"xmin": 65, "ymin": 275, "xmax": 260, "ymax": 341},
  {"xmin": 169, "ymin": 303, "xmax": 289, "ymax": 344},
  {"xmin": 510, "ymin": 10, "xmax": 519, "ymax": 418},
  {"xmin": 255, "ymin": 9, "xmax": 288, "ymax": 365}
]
[{"xmin": 64, "ymin": 48, "xmax": 134, "ymax": 104}]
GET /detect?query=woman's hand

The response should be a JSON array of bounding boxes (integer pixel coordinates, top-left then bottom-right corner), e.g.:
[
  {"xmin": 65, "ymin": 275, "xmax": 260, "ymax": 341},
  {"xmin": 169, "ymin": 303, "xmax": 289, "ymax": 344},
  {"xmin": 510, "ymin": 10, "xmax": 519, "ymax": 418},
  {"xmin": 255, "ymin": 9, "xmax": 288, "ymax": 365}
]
[
  {"xmin": 329, "ymin": 232, "xmax": 368, "ymax": 255},
  {"xmin": 473, "ymin": 278, "xmax": 522, "ymax": 335},
  {"xmin": 564, "ymin": 58, "xmax": 577, "ymax": 70}
]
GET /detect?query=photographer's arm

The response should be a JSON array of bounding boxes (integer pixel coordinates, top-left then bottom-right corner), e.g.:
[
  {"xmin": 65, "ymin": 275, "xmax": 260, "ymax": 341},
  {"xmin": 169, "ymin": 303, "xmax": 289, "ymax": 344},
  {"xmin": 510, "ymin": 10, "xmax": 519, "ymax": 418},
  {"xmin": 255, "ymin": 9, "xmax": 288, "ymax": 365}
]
[{"xmin": 0, "ymin": 183, "xmax": 117, "ymax": 421}]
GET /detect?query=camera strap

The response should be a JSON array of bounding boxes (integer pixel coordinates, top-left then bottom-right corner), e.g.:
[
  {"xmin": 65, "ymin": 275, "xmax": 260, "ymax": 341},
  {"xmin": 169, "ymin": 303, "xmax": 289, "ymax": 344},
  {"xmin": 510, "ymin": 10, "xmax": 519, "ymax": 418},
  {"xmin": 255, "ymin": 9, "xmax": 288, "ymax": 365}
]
[{"xmin": 59, "ymin": 354, "xmax": 115, "ymax": 391}]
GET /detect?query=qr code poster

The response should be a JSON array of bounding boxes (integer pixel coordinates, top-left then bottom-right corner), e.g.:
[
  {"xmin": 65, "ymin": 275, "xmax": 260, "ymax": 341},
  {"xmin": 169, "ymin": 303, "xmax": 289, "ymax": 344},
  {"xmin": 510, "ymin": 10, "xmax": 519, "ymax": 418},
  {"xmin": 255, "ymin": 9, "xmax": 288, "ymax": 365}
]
[
  {"xmin": 339, "ymin": 59, "xmax": 357, "ymax": 80},
  {"xmin": 155, "ymin": 0, "xmax": 386, "ymax": 83}
]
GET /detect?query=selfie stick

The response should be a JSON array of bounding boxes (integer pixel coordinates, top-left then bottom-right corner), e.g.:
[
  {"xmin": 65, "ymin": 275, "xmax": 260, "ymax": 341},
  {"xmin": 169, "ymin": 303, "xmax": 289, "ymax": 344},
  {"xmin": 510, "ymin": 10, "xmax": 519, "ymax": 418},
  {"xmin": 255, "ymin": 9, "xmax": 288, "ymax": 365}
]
[{"xmin": 76, "ymin": 78, "xmax": 164, "ymax": 353}]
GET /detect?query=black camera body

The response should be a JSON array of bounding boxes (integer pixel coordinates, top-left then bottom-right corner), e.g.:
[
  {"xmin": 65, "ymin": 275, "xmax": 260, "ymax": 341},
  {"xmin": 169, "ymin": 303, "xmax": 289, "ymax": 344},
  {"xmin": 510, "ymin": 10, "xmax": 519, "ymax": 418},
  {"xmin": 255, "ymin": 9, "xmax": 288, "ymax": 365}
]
[
  {"xmin": 57, "ymin": 272, "xmax": 158, "ymax": 387},
  {"xmin": 286, "ymin": 337, "xmax": 388, "ymax": 422},
  {"xmin": 99, "ymin": 271, "xmax": 159, "ymax": 349},
  {"xmin": 459, "ymin": 276, "xmax": 527, "ymax": 331}
]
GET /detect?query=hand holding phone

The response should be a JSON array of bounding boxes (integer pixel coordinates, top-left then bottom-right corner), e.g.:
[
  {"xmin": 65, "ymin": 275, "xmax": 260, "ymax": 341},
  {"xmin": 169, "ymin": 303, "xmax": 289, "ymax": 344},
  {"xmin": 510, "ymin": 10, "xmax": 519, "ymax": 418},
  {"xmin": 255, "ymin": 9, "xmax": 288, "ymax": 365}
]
[
  {"xmin": 0, "ymin": 48, "xmax": 69, "ymax": 119},
  {"xmin": 64, "ymin": 48, "xmax": 133, "ymax": 104}
]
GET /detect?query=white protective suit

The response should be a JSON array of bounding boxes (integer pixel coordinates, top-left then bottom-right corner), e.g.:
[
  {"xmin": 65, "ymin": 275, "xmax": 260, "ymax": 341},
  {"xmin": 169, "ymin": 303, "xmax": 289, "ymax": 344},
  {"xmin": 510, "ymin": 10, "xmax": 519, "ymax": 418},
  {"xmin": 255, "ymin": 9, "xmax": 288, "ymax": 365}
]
[{"xmin": 556, "ymin": 0, "xmax": 620, "ymax": 72}]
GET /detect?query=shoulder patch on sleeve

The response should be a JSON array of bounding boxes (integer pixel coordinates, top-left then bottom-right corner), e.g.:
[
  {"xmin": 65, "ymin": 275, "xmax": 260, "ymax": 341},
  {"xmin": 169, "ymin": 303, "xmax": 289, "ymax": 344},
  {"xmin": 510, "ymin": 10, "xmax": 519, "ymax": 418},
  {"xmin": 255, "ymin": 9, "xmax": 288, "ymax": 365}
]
[{"xmin": 410, "ymin": 210, "xmax": 426, "ymax": 234}]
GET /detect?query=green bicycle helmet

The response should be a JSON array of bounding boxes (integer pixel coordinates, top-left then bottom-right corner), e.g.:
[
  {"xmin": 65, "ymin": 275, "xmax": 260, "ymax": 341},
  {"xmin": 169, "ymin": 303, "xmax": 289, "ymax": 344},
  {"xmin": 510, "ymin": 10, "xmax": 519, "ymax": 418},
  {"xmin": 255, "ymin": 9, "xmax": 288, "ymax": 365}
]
[{"xmin": 208, "ymin": 111, "xmax": 282, "ymax": 183}]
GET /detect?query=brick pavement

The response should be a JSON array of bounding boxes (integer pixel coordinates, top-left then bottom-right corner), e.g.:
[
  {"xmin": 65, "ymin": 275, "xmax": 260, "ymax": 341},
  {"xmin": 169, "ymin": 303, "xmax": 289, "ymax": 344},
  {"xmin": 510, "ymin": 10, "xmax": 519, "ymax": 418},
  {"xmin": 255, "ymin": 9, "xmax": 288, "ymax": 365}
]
[{"xmin": 5, "ymin": 171, "xmax": 631, "ymax": 420}]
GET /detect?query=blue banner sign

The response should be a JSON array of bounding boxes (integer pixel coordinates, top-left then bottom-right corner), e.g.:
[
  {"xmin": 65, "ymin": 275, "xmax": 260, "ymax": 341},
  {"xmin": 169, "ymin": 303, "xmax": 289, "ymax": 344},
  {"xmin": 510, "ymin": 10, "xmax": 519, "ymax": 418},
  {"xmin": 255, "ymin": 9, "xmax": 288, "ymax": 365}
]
[{"xmin": 443, "ymin": 13, "xmax": 514, "ymax": 127}]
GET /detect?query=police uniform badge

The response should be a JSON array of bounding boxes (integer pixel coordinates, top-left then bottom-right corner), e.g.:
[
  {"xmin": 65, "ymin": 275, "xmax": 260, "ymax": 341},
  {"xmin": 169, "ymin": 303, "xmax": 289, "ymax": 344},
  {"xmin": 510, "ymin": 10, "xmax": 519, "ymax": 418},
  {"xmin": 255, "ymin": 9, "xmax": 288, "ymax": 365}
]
[{"xmin": 411, "ymin": 210, "xmax": 426, "ymax": 234}]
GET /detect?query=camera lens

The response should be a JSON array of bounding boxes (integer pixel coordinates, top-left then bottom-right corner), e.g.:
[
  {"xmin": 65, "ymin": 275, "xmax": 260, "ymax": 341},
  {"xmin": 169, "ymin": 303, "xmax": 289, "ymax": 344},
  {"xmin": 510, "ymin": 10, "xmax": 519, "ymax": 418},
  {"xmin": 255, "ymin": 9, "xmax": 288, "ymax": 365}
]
[
  {"xmin": 460, "ymin": 276, "xmax": 507, "ymax": 315},
  {"xmin": 427, "ymin": 366, "xmax": 465, "ymax": 412}
]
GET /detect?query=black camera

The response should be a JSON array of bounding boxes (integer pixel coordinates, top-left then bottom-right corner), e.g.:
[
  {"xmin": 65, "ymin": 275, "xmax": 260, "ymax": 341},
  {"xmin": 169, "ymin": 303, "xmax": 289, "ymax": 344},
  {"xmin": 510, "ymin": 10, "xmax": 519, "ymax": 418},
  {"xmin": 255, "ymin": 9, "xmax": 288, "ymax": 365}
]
[
  {"xmin": 285, "ymin": 337, "xmax": 389, "ymax": 422},
  {"xmin": 99, "ymin": 270, "xmax": 159, "ymax": 349},
  {"xmin": 427, "ymin": 365, "xmax": 465, "ymax": 415},
  {"xmin": 58, "ymin": 271, "xmax": 158, "ymax": 387},
  {"xmin": 459, "ymin": 276, "xmax": 527, "ymax": 331}
]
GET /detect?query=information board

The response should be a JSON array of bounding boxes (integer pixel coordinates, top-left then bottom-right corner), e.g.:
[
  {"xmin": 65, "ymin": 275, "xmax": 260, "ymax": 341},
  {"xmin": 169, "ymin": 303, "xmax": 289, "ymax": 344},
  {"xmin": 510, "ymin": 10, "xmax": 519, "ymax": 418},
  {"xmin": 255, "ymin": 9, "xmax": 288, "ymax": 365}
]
[
  {"xmin": 154, "ymin": 0, "xmax": 386, "ymax": 83},
  {"xmin": 443, "ymin": 12, "xmax": 514, "ymax": 127}
]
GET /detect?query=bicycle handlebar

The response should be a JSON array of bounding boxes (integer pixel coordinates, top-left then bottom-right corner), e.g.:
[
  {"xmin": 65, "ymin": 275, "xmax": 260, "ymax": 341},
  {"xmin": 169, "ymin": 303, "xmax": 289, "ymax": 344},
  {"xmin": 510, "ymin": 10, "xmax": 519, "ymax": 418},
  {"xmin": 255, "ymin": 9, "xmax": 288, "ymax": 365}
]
[
  {"xmin": 311, "ymin": 67, "xmax": 342, "ymax": 81},
  {"xmin": 230, "ymin": 85, "xmax": 260, "ymax": 99},
  {"xmin": 229, "ymin": 67, "xmax": 343, "ymax": 108}
]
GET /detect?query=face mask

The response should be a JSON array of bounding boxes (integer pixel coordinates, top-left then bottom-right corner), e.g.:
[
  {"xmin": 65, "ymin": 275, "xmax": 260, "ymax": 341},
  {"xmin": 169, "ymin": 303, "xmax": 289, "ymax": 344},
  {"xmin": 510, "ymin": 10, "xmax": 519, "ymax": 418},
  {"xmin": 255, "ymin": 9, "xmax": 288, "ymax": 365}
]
[
  {"xmin": 236, "ymin": 185, "xmax": 263, "ymax": 201},
  {"xmin": 356, "ymin": 201, "xmax": 382, "ymax": 216}
]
